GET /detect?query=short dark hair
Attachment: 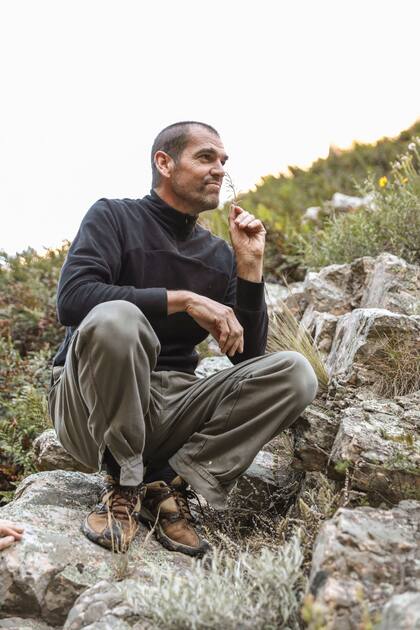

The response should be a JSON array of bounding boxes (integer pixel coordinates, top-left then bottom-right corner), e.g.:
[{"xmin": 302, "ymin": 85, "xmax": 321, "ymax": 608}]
[{"xmin": 151, "ymin": 121, "xmax": 219, "ymax": 187}]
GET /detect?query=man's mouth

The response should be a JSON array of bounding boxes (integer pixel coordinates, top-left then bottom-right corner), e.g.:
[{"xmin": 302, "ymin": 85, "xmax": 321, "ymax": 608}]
[{"xmin": 206, "ymin": 182, "xmax": 221, "ymax": 189}]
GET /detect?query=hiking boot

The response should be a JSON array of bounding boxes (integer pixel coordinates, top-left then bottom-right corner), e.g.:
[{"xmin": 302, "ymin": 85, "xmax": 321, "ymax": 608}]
[
  {"xmin": 81, "ymin": 476, "xmax": 146, "ymax": 553},
  {"xmin": 140, "ymin": 476, "xmax": 211, "ymax": 557}
]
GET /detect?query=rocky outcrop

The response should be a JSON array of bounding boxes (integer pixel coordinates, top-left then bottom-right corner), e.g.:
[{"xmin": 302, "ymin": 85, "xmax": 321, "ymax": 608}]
[
  {"xmin": 309, "ymin": 500, "xmax": 420, "ymax": 628},
  {"xmin": 326, "ymin": 308, "xmax": 420, "ymax": 386},
  {"xmin": 0, "ymin": 471, "xmax": 192, "ymax": 627},
  {"xmin": 330, "ymin": 393, "xmax": 420, "ymax": 503},
  {"xmin": 361, "ymin": 253, "xmax": 420, "ymax": 316}
]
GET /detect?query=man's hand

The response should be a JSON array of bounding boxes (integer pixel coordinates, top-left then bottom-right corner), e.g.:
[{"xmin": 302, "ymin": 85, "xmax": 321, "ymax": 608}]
[
  {"xmin": 228, "ymin": 205, "xmax": 266, "ymax": 282},
  {"xmin": 186, "ymin": 294, "xmax": 244, "ymax": 356},
  {"xmin": 0, "ymin": 520, "xmax": 24, "ymax": 551},
  {"xmin": 168, "ymin": 292, "xmax": 243, "ymax": 356}
]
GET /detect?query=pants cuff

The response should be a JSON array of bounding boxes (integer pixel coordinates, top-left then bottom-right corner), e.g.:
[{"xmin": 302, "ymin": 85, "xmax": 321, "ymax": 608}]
[{"xmin": 169, "ymin": 451, "xmax": 231, "ymax": 509}]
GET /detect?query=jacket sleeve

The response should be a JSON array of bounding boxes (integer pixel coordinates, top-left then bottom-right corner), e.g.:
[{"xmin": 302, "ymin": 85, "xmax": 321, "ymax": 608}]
[
  {"xmin": 56, "ymin": 199, "xmax": 167, "ymax": 326},
  {"xmin": 223, "ymin": 256, "xmax": 268, "ymax": 364}
]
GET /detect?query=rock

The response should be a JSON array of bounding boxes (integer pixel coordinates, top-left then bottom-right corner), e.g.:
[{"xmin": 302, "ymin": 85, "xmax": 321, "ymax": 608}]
[
  {"xmin": 303, "ymin": 257, "xmax": 374, "ymax": 316},
  {"xmin": 300, "ymin": 307, "xmax": 338, "ymax": 356},
  {"xmin": 309, "ymin": 500, "xmax": 420, "ymax": 628},
  {"xmin": 0, "ymin": 471, "xmax": 193, "ymax": 626},
  {"xmin": 330, "ymin": 392, "xmax": 420, "ymax": 503},
  {"xmin": 293, "ymin": 401, "xmax": 340, "ymax": 472},
  {"xmin": 379, "ymin": 592, "xmax": 420, "ymax": 629},
  {"xmin": 33, "ymin": 430, "xmax": 93, "ymax": 473},
  {"xmin": 330, "ymin": 192, "xmax": 374, "ymax": 211},
  {"xmin": 326, "ymin": 308, "xmax": 420, "ymax": 387},
  {"xmin": 63, "ymin": 579, "xmax": 151, "ymax": 630},
  {"xmin": 361, "ymin": 252, "xmax": 420, "ymax": 316},
  {"xmin": 236, "ymin": 437, "xmax": 303, "ymax": 514},
  {"xmin": 195, "ymin": 355, "xmax": 232, "ymax": 378},
  {"xmin": 302, "ymin": 206, "xmax": 322, "ymax": 223},
  {"xmin": 265, "ymin": 281, "xmax": 307, "ymax": 316}
]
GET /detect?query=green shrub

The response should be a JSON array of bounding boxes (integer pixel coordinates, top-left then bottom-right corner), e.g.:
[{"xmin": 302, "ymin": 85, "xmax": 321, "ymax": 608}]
[
  {"xmin": 0, "ymin": 337, "xmax": 51, "ymax": 481},
  {"xmin": 0, "ymin": 243, "xmax": 68, "ymax": 355},
  {"xmin": 301, "ymin": 139, "xmax": 420, "ymax": 268}
]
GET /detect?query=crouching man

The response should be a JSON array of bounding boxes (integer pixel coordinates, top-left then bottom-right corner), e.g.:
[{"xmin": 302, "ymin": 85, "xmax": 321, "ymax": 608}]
[{"xmin": 48, "ymin": 121, "xmax": 318, "ymax": 556}]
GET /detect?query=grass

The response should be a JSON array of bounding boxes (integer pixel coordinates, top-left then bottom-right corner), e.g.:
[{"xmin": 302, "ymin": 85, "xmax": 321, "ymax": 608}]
[
  {"xmin": 266, "ymin": 296, "xmax": 329, "ymax": 393},
  {"xmin": 369, "ymin": 330, "xmax": 420, "ymax": 397}
]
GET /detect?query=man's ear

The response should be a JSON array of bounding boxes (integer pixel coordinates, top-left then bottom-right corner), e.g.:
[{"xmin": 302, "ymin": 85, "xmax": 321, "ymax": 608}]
[{"xmin": 154, "ymin": 150, "xmax": 174, "ymax": 180}]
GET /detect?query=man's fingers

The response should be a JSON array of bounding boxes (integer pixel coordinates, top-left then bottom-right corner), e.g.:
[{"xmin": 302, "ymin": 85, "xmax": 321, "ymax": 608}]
[
  {"xmin": 0, "ymin": 536, "xmax": 16, "ymax": 550},
  {"xmin": 216, "ymin": 320, "xmax": 230, "ymax": 351},
  {"xmin": 236, "ymin": 214, "xmax": 255, "ymax": 228},
  {"xmin": 226, "ymin": 336, "xmax": 243, "ymax": 357},
  {"xmin": 0, "ymin": 527, "xmax": 23, "ymax": 539},
  {"xmin": 221, "ymin": 317, "xmax": 243, "ymax": 356},
  {"xmin": 0, "ymin": 520, "xmax": 23, "ymax": 530}
]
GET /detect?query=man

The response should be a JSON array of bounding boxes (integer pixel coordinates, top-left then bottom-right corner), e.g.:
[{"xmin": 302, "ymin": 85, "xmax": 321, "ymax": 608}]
[{"xmin": 48, "ymin": 121, "xmax": 318, "ymax": 557}]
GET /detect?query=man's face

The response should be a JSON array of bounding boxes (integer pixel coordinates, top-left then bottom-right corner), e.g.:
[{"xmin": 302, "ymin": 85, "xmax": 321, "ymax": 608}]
[{"xmin": 168, "ymin": 128, "xmax": 228, "ymax": 213}]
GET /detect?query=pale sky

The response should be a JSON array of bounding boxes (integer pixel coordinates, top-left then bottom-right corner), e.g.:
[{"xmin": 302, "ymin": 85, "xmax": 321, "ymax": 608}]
[{"xmin": 1, "ymin": 0, "xmax": 419, "ymax": 254}]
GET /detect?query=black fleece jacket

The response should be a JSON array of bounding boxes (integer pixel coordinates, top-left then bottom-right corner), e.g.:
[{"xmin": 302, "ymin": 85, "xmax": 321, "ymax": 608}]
[{"xmin": 54, "ymin": 190, "xmax": 268, "ymax": 373}]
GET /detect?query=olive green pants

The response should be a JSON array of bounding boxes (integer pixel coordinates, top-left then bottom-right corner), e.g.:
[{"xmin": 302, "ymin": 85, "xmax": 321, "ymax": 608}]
[{"xmin": 48, "ymin": 300, "xmax": 318, "ymax": 508}]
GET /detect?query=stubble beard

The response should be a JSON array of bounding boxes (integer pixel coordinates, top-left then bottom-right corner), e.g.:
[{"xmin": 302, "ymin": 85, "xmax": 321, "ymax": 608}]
[{"xmin": 171, "ymin": 179, "xmax": 220, "ymax": 214}]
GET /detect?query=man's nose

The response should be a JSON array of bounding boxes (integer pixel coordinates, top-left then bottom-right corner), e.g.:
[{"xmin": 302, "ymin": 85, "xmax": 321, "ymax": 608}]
[{"xmin": 211, "ymin": 161, "xmax": 225, "ymax": 178}]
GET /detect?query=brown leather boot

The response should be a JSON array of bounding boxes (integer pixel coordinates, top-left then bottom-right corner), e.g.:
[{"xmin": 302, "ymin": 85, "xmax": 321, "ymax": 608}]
[
  {"xmin": 140, "ymin": 476, "xmax": 211, "ymax": 557},
  {"xmin": 81, "ymin": 476, "xmax": 146, "ymax": 553}
]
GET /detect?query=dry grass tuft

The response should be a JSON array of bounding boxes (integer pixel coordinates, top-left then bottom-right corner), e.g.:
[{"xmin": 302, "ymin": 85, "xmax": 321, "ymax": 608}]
[
  {"xmin": 266, "ymin": 298, "xmax": 329, "ymax": 393},
  {"xmin": 369, "ymin": 330, "xmax": 420, "ymax": 397},
  {"xmin": 121, "ymin": 535, "xmax": 305, "ymax": 630}
]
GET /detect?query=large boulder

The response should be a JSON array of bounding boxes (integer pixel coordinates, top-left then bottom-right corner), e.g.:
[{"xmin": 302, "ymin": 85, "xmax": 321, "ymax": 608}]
[
  {"xmin": 309, "ymin": 500, "xmax": 420, "ymax": 628},
  {"xmin": 326, "ymin": 308, "xmax": 420, "ymax": 387},
  {"xmin": 330, "ymin": 392, "xmax": 420, "ymax": 503},
  {"xmin": 0, "ymin": 471, "xmax": 192, "ymax": 627}
]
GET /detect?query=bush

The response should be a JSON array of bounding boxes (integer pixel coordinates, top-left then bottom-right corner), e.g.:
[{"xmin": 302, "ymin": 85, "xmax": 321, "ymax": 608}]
[
  {"xmin": 0, "ymin": 243, "xmax": 68, "ymax": 355},
  {"xmin": 301, "ymin": 139, "xmax": 420, "ymax": 268},
  {"xmin": 0, "ymin": 338, "xmax": 51, "ymax": 486}
]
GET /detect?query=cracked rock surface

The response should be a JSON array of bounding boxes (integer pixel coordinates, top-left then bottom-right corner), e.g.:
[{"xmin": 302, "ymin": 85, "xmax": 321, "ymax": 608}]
[{"xmin": 309, "ymin": 500, "xmax": 420, "ymax": 629}]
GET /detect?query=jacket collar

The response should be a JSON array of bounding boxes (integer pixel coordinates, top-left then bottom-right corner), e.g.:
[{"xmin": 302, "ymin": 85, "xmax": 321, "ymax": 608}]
[{"xmin": 143, "ymin": 190, "xmax": 198, "ymax": 239}]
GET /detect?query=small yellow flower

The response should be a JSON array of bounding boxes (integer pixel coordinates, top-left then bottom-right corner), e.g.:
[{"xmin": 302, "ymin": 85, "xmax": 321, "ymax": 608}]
[
  {"xmin": 379, "ymin": 176, "xmax": 388, "ymax": 188},
  {"xmin": 402, "ymin": 177, "xmax": 408, "ymax": 184}
]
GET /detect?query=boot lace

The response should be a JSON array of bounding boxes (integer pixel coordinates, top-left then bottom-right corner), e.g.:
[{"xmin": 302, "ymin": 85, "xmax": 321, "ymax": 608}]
[
  {"xmin": 101, "ymin": 483, "xmax": 144, "ymax": 522},
  {"xmin": 170, "ymin": 482, "xmax": 204, "ymax": 523}
]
